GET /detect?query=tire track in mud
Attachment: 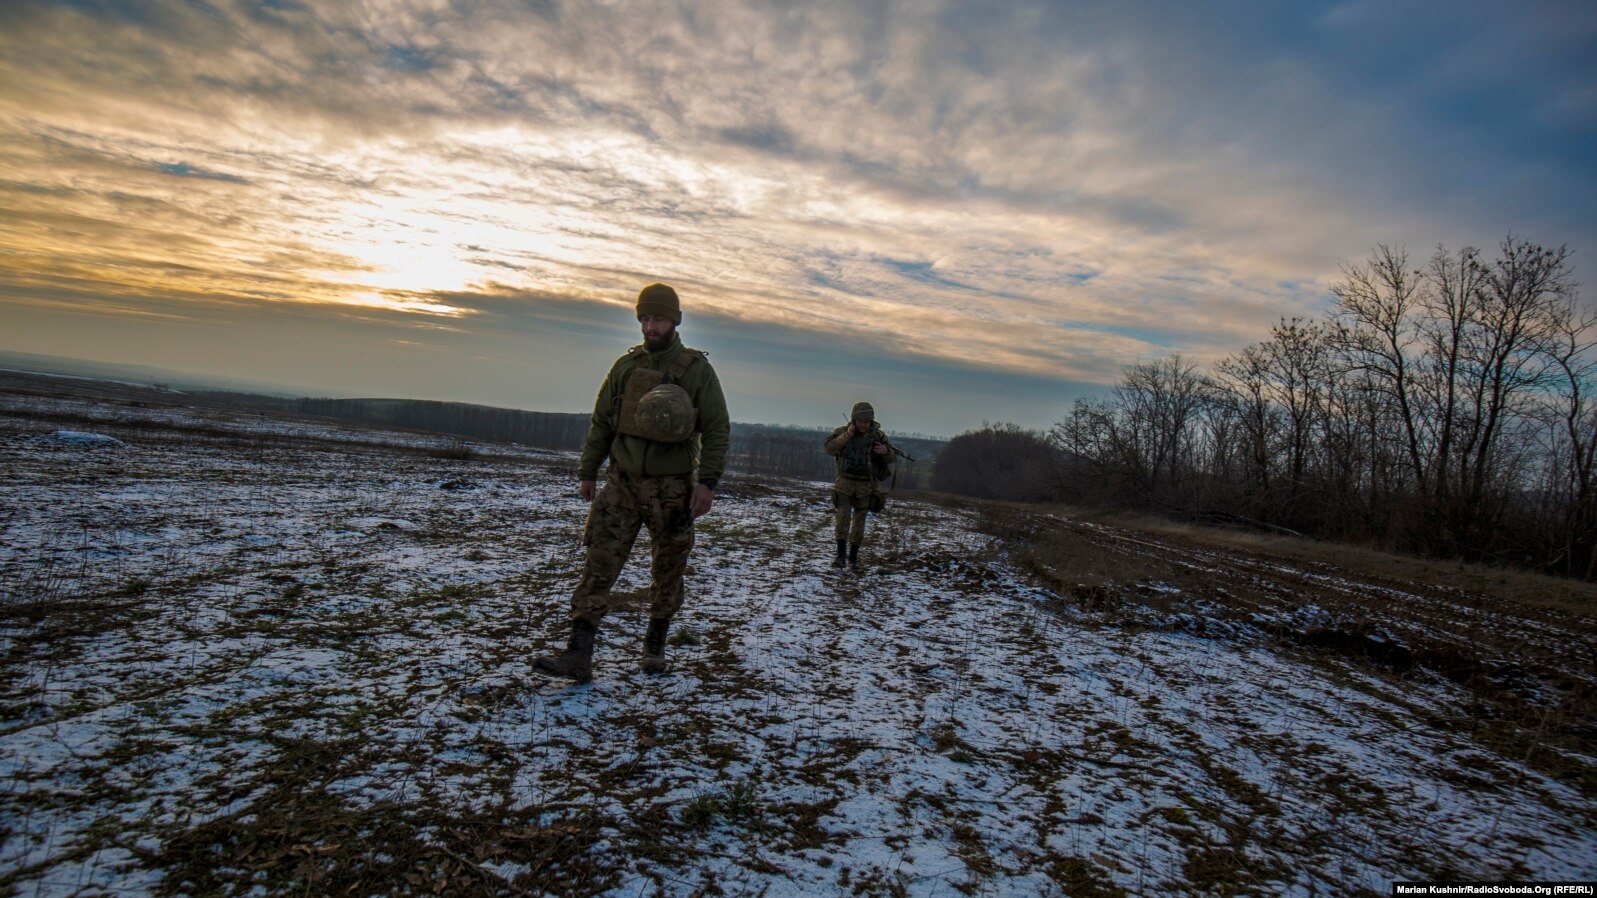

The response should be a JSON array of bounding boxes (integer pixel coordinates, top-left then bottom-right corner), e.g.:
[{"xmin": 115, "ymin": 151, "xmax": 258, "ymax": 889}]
[{"xmin": 1029, "ymin": 514, "xmax": 1597, "ymax": 703}]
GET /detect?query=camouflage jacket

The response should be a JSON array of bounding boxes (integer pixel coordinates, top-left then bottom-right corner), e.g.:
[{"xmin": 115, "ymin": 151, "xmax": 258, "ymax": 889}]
[
  {"xmin": 579, "ymin": 334, "xmax": 730, "ymax": 484},
  {"xmin": 823, "ymin": 421, "xmax": 894, "ymax": 485}
]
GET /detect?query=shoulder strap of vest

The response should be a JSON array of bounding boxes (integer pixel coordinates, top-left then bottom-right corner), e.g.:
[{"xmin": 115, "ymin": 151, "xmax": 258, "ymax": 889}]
[
  {"xmin": 616, "ymin": 345, "xmax": 651, "ymax": 397},
  {"xmin": 666, "ymin": 346, "xmax": 703, "ymax": 381}
]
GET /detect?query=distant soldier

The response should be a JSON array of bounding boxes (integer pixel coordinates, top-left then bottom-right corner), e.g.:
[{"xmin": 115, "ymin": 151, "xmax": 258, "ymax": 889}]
[
  {"xmin": 823, "ymin": 401, "xmax": 894, "ymax": 568},
  {"xmin": 534, "ymin": 283, "xmax": 730, "ymax": 683}
]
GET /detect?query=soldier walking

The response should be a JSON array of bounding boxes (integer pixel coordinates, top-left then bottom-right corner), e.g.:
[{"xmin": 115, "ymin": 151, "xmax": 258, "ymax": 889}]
[
  {"xmin": 534, "ymin": 283, "xmax": 730, "ymax": 683},
  {"xmin": 823, "ymin": 401, "xmax": 894, "ymax": 568}
]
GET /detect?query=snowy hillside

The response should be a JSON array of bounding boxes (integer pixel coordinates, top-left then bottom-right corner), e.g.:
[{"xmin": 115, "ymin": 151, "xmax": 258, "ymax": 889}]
[{"xmin": 1, "ymin": 388, "xmax": 1594, "ymax": 897}]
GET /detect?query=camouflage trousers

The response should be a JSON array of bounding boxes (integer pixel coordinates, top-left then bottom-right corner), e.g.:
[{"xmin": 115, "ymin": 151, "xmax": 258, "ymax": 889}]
[
  {"xmin": 571, "ymin": 467, "xmax": 696, "ymax": 625},
  {"xmin": 833, "ymin": 477, "xmax": 875, "ymax": 543}
]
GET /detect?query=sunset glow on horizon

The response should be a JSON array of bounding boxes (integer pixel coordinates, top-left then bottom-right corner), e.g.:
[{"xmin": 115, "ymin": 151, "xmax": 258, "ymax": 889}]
[{"xmin": 2, "ymin": 0, "xmax": 1592, "ymax": 435}]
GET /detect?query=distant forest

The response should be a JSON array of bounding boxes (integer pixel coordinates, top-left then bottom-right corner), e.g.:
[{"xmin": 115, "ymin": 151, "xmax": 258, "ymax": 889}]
[
  {"xmin": 197, "ymin": 392, "xmax": 944, "ymax": 490},
  {"xmin": 934, "ymin": 236, "xmax": 1597, "ymax": 580}
]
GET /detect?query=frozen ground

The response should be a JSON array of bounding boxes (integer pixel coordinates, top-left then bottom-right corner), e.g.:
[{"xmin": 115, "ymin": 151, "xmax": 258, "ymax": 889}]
[{"xmin": 1, "ymin": 386, "xmax": 1594, "ymax": 897}]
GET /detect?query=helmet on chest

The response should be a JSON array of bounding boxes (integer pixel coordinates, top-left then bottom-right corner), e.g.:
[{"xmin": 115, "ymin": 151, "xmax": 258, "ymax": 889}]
[
  {"xmin": 633, "ymin": 383, "xmax": 696, "ymax": 442},
  {"xmin": 615, "ymin": 345, "xmax": 703, "ymax": 443}
]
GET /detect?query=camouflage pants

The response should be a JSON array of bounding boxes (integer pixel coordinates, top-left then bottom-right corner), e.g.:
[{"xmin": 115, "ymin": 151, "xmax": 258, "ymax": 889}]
[
  {"xmin": 571, "ymin": 468, "xmax": 695, "ymax": 625},
  {"xmin": 833, "ymin": 478, "xmax": 875, "ymax": 543}
]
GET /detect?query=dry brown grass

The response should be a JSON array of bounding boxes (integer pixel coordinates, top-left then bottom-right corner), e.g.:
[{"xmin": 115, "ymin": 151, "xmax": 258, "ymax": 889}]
[
  {"xmin": 912, "ymin": 484, "xmax": 1597, "ymax": 614},
  {"xmin": 1050, "ymin": 504, "xmax": 1597, "ymax": 614}
]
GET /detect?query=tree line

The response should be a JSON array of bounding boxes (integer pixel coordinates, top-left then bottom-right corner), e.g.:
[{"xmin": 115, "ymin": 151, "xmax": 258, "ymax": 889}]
[
  {"xmin": 726, "ymin": 423, "xmax": 939, "ymax": 490},
  {"xmin": 287, "ymin": 398, "xmax": 593, "ymax": 450},
  {"xmin": 204, "ymin": 394, "xmax": 942, "ymax": 490},
  {"xmin": 933, "ymin": 235, "xmax": 1596, "ymax": 579}
]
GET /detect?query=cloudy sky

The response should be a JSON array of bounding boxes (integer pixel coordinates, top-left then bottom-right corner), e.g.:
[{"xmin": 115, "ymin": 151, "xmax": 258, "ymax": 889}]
[{"xmin": 2, "ymin": 0, "xmax": 1593, "ymax": 436}]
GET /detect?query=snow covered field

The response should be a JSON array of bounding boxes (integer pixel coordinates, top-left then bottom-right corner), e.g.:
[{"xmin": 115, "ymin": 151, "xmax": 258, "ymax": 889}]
[{"xmin": 1, "ymin": 386, "xmax": 1594, "ymax": 897}]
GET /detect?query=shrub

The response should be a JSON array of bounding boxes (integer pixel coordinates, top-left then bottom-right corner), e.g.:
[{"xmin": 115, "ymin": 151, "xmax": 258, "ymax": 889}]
[{"xmin": 931, "ymin": 422, "xmax": 1064, "ymax": 502}]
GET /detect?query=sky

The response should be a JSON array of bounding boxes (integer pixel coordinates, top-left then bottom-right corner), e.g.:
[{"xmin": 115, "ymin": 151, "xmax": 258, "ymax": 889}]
[{"xmin": 1, "ymin": 0, "xmax": 1594, "ymax": 437}]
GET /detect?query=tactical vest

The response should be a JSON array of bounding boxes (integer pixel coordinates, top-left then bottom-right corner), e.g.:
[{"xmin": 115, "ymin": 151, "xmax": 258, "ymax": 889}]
[
  {"xmin": 615, "ymin": 345, "xmax": 702, "ymax": 442},
  {"xmin": 841, "ymin": 432, "xmax": 874, "ymax": 479}
]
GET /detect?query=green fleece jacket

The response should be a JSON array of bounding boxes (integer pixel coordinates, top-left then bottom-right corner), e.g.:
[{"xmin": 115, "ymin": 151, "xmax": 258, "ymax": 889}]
[{"xmin": 578, "ymin": 334, "xmax": 730, "ymax": 484}]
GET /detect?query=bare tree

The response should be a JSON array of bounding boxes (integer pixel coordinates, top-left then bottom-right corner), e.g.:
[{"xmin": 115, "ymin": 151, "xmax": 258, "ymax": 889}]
[
  {"xmin": 1417, "ymin": 243, "xmax": 1488, "ymax": 518},
  {"xmin": 1214, "ymin": 345, "xmax": 1280, "ymax": 515},
  {"xmin": 1449, "ymin": 238, "xmax": 1579, "ymax": 549},
  {"xmin": 1050, "ymin": 355, "xmax": 1212, "ymax": 510},
  {"xmin": 1262, "ymin": 318, "xmax": 1332, "ymax": 524},
  {"xmin": 1512, "ymin": 246, "xmax": 1595, "ymax": 575},
  {"xmin": 1120, "ymin": 354, "xmax": 1212, "ymax": 505},
  {"xmin": 1331, "ymin": 245, "xmax": 1430, "ymax": 499},
  {"xmin": 1328, "ymin": 237, "xmax": 1583, "ymax": 558},
  {"xmin": 1051, "ymin": 396, "xmax": 1146, "ymax": 505},
  {"xmin": 1057, "ymin": 233, "xmax": 1593, "ymax": 577}
]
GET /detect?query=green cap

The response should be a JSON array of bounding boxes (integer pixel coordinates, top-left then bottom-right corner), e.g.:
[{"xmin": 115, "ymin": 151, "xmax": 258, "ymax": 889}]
[{"xmin": 636, "ymin": 283, "xmax": 681, "ymax": 324}]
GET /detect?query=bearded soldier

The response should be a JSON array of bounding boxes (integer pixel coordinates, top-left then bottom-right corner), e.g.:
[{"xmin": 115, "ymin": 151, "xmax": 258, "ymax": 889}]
[
  {"xmin": 823, "ymin": 401, "xmax": 894, "ymax": 568},
  {"xmin": 534, "ymin": 283, "xmax": 730, "ymax": 682}
]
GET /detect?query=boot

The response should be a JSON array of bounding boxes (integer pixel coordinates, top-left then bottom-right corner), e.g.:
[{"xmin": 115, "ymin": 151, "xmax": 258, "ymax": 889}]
[
  {"xmin": 533, "ymin": 618, "xmax": 596, "ymax": 683},
  {"xmin": 833, "ymin": 538, "xmax": 848, "ymax": 568},
  {"xmin": 848, "ymin": 542, "xmax": 862, "ymax": 567},
  {"xmin": 641, "ymin": 617, "xmax": 670, "ymax": 674}
]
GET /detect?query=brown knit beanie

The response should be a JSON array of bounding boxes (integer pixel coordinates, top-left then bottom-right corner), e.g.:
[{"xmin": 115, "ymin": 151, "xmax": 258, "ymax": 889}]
[
  {"xmin": 850, "ymin": 401, "xmax": 875, "ymax": 422},
  {"xmin": 636, "ymin": 283, "xmax": 681, "ymax": 325}
]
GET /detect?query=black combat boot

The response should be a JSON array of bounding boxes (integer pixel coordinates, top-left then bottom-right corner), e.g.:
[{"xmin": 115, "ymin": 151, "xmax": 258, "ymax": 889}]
[
  {"xmin": 848, "ymin": 542, "xmax": 862, "ymax": 567},
  {"xmin": 533, "ymin": 618, "xmax": 596, "ymax": 683},
  {"xmin": 833, "ymin": 538, "xmax": 848, "ymax": 568},
  {"xmin": 642, "ymin": 617, "xmax": 671, "ymax": 674}
]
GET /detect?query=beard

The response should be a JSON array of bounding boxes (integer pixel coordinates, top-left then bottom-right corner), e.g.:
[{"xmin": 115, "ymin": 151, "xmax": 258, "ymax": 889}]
[{"xmin": 643, "ymin": 324, "xmax": 676, "ymax": 351}]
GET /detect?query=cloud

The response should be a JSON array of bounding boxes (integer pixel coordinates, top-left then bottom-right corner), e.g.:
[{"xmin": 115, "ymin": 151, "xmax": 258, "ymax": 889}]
[
  {"xmin": 154, "ymin": 162, "xmax": 249, "ymax": 183},
  {"xmin": 1, "ymin": 0, "xmax": 1591, "ymax": 434}
]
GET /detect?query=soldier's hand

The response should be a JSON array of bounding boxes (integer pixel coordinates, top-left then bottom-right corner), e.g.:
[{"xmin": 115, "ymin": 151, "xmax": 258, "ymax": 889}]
[
  {"xmin": 872, "ymin": 442, "xmax": 888, "ymax": 455},
  {"xmin": 578, "ymin": 479, "xmax": 597, "ymax": 502},
  {"xmin": 690, "ymin": 483, "xmax": 714, "ymax": 519}
]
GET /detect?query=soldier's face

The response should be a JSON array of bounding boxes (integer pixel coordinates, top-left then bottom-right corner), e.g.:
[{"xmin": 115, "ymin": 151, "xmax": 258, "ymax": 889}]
[{"xmin": 639, "ymin": 314, "xmax": 675, "ymax": 350}]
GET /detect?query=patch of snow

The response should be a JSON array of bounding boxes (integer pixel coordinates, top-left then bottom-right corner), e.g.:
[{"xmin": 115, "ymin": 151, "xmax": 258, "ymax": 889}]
[{"xmin": 37, "ymin": 429, "xmax": 126, "ymax": 447}]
